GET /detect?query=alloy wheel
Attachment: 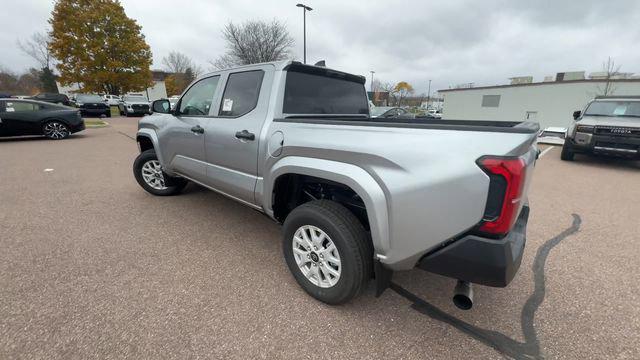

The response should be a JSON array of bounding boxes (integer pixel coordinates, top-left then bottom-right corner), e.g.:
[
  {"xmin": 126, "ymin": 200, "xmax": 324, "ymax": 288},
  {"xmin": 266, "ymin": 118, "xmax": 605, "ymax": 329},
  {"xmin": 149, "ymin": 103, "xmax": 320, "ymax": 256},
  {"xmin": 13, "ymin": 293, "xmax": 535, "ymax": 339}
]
[
  {"xmin": 43, "ymin": 122, "xmax": 69, "ymax": 139},
  {"xmin": 141, "ymin": 160, "xmax": 168, "ymax": 190},
  {"xmin": 292, "ymin": 225, "xmax": 342, "ymax": 288}
]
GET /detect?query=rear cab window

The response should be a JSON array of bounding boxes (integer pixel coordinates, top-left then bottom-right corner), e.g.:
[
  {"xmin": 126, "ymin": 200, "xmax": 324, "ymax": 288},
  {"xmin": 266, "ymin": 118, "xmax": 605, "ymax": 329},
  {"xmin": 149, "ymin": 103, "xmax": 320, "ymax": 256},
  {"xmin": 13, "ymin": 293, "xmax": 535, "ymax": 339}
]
[{"xmin": 283, "ymin": 65, "xmax": 369, "ymax": 116}]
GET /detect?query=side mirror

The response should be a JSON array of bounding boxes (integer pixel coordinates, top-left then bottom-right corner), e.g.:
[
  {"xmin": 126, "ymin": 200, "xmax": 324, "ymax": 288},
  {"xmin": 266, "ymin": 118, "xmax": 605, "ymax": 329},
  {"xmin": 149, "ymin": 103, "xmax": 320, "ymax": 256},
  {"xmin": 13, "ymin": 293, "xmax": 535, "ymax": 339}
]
[
  {"xmin": 152, "ymin": 99, "xmax": 171, "ymax": 114},
  {"xmin": 573, "ymin": 110, "xmax": 581, "ymax": 120}
]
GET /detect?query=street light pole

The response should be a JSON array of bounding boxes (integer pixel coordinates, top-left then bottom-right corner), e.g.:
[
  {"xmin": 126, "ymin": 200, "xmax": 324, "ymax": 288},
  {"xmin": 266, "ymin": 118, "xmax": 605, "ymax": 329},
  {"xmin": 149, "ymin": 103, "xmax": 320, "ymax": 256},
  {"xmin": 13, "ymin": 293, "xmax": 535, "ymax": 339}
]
[
  {"xmin": 370, "ymin": 70, "xmax": 375, "ymax": 92},
  {"xmin": 296, "ymin": 3, "xmax": 313, "ymax": 64},
  {"xmin": 427, "ymin": 79, "xmax": 432, "ymax": 108}
]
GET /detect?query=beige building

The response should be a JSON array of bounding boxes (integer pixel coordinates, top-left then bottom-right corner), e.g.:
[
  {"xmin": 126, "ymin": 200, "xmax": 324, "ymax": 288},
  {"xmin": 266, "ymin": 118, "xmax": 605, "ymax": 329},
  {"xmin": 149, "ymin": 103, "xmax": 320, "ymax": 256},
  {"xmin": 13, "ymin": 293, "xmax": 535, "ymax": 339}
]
[{"xmin": 439, "ymin": 78, "xmax": 640, "ymax": 129}]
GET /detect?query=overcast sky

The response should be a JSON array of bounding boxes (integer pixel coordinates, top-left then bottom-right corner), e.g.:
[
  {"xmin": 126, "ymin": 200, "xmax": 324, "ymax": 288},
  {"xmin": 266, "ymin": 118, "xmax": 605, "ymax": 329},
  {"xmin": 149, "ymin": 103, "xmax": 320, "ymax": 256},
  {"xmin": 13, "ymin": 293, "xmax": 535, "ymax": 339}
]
[{"xmin": 2, "ymin": 0, "xmax": 640, "ymax": 93}]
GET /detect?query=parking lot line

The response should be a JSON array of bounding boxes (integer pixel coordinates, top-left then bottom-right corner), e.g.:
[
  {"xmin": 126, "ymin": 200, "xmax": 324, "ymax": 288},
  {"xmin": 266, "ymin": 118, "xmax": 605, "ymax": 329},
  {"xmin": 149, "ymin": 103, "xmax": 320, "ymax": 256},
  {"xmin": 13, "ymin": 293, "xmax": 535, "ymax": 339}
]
[{"xmin": 538, "ymin": 146, "xmax": 555, "ymax": 158}]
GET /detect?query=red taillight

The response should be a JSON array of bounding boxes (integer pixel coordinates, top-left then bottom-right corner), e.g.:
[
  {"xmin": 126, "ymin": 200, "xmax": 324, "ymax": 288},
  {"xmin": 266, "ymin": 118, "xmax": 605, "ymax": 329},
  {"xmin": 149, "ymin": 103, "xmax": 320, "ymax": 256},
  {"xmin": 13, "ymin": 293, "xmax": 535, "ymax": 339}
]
[{"xmin": 477, "ymin": 156, "xmax": 527, "ymax": 236}]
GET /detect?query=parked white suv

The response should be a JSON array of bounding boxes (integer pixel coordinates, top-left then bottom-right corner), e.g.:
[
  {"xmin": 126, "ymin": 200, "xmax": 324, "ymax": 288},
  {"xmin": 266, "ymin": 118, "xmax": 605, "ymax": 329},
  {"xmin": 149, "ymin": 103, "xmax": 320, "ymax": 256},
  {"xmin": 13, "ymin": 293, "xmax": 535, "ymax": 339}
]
[
  {"xmin": 103, "ymin": 94, "xmax": 121, "ymax": 106},
  {"xmin": 118, "ymin": 94, "xmax": 151, "ymax": 116}
]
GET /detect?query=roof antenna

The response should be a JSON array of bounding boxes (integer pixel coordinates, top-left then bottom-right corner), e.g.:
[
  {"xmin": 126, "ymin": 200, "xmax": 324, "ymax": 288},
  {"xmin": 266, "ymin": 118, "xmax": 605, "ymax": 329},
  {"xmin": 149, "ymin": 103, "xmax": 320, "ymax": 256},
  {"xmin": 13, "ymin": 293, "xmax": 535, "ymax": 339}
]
[{"xmin": 314, "ymin": 60, "xmax": 326, "ymax": 67}]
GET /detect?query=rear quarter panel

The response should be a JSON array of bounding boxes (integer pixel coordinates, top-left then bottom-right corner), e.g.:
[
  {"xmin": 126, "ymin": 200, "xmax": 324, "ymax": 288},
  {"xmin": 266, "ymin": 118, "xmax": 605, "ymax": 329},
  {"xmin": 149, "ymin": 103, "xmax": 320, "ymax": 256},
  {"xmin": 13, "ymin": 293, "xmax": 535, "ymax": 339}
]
[{"xmin": 262, "ymin": 121, "xmax": 537, "ymax": 270}]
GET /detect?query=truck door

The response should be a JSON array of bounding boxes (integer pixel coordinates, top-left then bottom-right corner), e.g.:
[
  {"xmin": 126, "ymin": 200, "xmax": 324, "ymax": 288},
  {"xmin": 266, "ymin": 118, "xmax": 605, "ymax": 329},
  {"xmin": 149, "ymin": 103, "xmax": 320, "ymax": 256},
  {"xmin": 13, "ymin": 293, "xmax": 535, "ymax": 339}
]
[
  {"xmin": 200, "ymin": 65, "xmax": 273, "ymax": 205},
  {"xmin": 158, "ymin": 75, "xmax": 221, "ymax": 184}
]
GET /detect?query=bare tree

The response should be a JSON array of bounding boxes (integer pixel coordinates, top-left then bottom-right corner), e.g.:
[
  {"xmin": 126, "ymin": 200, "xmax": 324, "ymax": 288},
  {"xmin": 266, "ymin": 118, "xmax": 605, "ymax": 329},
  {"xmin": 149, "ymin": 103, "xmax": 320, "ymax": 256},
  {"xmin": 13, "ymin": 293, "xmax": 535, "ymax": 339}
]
[
  {"xmin": 394, "ymin": 81, "xmax": 414, "ymax": 106},
  {"xmin": 162, "ymin": 51, "xmax": 201, "ymax": 75},
  {"xmin": 210, "ymin": 20, "xmax": 294, "ymax": 70},
  {"xmin": 597, "ymin": 57, "xmax": 622, "ymax": 96},
  {"xmin": 17, "ymin": 32, "xmax": 54, "ymax": 70},
  {"xmin": 16, "ymin": 32, "xmax": 58, "ymax": 93}
]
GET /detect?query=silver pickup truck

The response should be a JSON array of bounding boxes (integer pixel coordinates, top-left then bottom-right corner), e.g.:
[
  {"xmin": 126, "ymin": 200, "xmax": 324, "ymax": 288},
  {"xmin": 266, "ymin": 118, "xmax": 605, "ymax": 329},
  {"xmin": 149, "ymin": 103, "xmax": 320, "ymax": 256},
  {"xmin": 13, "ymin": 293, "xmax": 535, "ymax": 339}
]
[
  {"xmin": 133, "ymin": 61, "xmax": 539, "ymax": 308},
  {"xmin": 562, "ymin": 96, "xmax": 640, "ymax": 161}
]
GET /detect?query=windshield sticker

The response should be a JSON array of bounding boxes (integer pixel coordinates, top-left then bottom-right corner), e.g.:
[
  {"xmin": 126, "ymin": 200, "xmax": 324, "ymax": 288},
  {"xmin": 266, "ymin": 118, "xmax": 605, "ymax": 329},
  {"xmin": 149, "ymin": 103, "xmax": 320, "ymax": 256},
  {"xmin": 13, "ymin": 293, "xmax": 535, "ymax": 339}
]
[
  {"xmin": 222, "ymin": 99, "xmax": 233, "ymax": 112},
  {"xmin": 613, "ymin": 106, "xmax": 627, "ymax": 115},
  {"xmin": 6, "ymin": 107, "xmax": 14, "ymax": 112}
]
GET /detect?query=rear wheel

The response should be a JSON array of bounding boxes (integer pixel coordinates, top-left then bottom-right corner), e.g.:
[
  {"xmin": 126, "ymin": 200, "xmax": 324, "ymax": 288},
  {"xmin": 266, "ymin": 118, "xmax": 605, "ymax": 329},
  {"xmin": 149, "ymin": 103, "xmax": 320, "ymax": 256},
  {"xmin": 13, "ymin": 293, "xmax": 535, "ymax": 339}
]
[
  {"xmin": 43, "ymin": 121, "xmax": 70, "ymax": 140},
  {"xmin": 561, "ymin": 141, "xmax": 575, "ymax": 161},
  {"xmin": 133, "ymin": 149, "xmax": 187, "ymax": 196},
  {"xmin": 283, "ymin": 200, "xmax": 371, "ymax": 305}
]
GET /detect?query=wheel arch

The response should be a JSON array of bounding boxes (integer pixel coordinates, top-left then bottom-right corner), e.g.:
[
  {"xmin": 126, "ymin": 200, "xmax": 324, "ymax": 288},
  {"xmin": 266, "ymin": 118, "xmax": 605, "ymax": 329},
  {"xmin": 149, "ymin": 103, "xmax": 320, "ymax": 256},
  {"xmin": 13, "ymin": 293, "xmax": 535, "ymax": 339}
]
[
  {"xmin": 136, "ymin": 129, "xmax": 167, "ymax": 167},
  {"xmin": 264, "ymin": 156, "xmax": 390, "ymax": 256},
  {"xmin": 41, "ymin": 117, "xmax": 69, "ymax": 126}
]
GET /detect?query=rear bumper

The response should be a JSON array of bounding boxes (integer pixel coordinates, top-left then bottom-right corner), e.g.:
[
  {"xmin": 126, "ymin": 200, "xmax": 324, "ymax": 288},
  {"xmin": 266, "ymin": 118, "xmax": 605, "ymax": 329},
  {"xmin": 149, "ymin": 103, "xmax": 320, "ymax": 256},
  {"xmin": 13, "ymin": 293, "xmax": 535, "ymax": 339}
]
[
  {"xmin": 69, "ymin": 121, "xmax": 85, "ymax": 133},
  {"xmin": 417, "ymin": 205, "xmax": 529, "ymax": 287}
]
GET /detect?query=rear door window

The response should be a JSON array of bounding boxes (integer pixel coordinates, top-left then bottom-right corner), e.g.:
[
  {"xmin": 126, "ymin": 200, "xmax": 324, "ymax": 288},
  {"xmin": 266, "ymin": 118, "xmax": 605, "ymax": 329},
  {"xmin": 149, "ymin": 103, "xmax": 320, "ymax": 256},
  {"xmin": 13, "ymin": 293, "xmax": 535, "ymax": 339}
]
[
  {"xmin": 218, "ymin": 70, "xmax": 264, "ymax": 117},
  {"xmin": 5, "ymin": 102, "xmax": 39, "ymax": 112}
]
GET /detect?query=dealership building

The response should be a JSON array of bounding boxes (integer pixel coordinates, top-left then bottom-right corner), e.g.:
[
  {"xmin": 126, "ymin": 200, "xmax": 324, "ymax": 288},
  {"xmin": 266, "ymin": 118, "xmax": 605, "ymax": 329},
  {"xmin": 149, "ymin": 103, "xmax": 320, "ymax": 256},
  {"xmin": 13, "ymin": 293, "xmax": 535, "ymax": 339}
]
[{"xmin": 439, "ymin": 72, "xmax": 640, "ymax": 129}]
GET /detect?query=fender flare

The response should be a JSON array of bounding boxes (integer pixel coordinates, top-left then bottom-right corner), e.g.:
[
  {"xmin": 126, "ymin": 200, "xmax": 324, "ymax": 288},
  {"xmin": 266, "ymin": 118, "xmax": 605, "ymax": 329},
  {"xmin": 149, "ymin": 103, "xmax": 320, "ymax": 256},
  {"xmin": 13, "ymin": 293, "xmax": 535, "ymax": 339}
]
[
  {"xmin": 264, "ymin": 156, "xmax": 390, "ymax": 255},
  {"xmin": 135, "ymin": 129, "xmax": 167, "ymax": 167}
]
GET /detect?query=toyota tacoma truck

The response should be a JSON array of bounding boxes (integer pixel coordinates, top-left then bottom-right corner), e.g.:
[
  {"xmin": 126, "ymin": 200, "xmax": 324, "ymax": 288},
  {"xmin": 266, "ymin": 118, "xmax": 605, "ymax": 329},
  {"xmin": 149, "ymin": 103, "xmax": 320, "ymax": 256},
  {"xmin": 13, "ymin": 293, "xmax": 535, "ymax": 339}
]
[
  {"xmin": 562, "ymin": 96, "xmax": 640, "ymax": 161},
  {"xmin": 133, "ymin": 61, "xmax": 539, "ymax": 308}
]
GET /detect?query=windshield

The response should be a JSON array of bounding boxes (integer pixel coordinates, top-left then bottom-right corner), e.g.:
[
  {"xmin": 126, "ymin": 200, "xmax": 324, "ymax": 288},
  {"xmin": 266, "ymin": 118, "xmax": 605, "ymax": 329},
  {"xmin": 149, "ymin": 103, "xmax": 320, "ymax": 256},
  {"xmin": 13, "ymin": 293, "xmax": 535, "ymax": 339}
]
[
  {"xmin": 76, "ymin": 94, "xmax": 103, "ymax": 102},
  {"xmin": 584, "ymin": 101, "xmax": 640, "ymax": 117},
  {"xmin": 124, "ymin": 96, "xmax": 147, "ymax": 102},
  {"xmin": 370, "ymin": 107, "xmax": 393, "ymax": 116}
]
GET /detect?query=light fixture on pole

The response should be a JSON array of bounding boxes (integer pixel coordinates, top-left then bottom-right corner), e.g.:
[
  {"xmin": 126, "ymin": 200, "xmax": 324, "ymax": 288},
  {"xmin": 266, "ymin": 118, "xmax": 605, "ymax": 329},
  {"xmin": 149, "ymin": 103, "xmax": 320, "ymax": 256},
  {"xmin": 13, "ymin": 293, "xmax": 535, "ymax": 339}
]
[
  {"xmin": 370, "ymin": 70, "xmax": 375, "ymax": 92},
  {"xmin": 296, "ymin": 3, "xmax": 313, "ymax": 64}
]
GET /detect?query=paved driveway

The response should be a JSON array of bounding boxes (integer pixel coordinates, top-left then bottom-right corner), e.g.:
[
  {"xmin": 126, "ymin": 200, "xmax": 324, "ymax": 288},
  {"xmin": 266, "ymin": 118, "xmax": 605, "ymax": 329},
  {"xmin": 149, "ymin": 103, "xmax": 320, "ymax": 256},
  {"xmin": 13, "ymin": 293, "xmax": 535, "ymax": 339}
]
[{"xmin": 1, "ymin": 118, "xmax": 638, "ymax": 359}]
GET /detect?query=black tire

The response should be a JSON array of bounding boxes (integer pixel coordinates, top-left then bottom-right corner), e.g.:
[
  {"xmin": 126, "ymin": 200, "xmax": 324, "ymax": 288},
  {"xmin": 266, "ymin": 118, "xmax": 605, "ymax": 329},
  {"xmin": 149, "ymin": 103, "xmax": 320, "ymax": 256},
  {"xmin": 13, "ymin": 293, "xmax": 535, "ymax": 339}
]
[
  {"xmin": 283, "ymin": 200, "xmax": 372, "ymax": 305},
  {"xmin": 133, "ymin": 149, "xmax": 187, "ymax": 196},
  {"xmin": 561, "ymin": 141, "xmax": 574, "ymax": 161},
  {"xmin": 42, "ymin": 121, "xmax": 70, "ymax": 140},
  {"xmin": 105, "ymin": 110, "xmax": 111, "ymax": 118}
]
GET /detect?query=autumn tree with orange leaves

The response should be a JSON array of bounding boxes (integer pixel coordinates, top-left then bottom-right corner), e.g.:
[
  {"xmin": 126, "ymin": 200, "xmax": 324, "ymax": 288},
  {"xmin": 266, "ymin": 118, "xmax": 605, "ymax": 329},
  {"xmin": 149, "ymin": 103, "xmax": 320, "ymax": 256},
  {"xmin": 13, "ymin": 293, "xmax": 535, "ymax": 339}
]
[
  {"xmin": 49, "ymin": 0, "xmax": 153, "ymax": 95},
  {"xmin": 394, "ymin": 81, "xmax": 414, "ymax": 106}
]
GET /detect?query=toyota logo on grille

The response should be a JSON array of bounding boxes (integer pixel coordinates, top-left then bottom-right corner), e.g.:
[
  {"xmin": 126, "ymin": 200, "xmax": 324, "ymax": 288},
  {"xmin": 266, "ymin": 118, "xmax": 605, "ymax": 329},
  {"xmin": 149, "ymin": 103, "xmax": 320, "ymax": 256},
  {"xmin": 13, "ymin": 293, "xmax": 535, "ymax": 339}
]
[{"xmin": 610, "ymin": 128, "xmax": 632, "ymax": 134}]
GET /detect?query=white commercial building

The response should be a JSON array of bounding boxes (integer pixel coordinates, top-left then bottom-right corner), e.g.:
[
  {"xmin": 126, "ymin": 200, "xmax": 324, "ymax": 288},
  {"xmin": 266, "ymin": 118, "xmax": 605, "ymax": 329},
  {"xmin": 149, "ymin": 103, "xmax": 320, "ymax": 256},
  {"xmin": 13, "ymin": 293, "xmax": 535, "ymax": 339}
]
[{"xmin": 439, "ymin": 78, "xmax": 640, "ymax": 129}]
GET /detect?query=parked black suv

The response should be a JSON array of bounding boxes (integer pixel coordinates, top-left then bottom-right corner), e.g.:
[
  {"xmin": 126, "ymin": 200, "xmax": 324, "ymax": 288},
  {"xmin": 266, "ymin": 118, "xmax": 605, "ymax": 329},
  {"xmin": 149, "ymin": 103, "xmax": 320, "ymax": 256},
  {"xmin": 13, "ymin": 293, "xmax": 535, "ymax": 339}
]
[
  {"xmin": 74, "ymin": 94, "xmax": 111, "ymax": 118},
  {"xmin": 30, "ymin": 93, "xmax": 72, "ymax": 106}
]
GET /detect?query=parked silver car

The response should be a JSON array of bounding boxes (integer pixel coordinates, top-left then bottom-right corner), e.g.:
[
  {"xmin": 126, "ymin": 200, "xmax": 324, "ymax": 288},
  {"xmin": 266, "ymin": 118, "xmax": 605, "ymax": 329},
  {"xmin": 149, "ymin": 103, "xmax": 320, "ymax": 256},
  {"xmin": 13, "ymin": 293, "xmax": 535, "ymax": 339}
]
[{"xmin": 133, "ymin": 61, "xmax": 539, "ymax": 308}]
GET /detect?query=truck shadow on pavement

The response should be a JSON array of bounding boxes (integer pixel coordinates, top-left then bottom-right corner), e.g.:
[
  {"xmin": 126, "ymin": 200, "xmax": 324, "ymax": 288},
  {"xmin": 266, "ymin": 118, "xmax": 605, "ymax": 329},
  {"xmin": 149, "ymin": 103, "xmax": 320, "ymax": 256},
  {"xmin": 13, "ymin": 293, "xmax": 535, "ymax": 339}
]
[{"xmin": 391, "ymin": 214, "xmax": 582, "ymax": 360}]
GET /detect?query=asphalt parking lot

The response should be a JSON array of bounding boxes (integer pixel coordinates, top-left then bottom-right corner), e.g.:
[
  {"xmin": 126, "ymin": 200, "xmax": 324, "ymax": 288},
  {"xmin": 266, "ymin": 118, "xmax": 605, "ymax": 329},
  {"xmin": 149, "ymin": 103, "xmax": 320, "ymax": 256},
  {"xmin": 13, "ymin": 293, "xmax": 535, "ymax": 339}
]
[{"xmin": 1, "ymin": 117, "xmax": 639, "ymax": 359}]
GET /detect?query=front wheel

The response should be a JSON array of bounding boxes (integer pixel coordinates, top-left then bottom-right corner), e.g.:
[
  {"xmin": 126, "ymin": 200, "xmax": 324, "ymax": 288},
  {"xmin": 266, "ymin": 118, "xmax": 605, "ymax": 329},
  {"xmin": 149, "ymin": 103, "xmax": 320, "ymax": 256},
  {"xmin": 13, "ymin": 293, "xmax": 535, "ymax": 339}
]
[
  {"xmin": 283, "ymin": 200, "xmax": 372, "ymax": 305},
  {"xmin": 43, "ymin": 121, "xmax": 70, "ymax": 140},
  {"xmin": 133, "ymin": 149, "xmax": 187, "ymax": 196},
  {"xmin": 561, "ymin": 141, "xmax": 575, "ymax": 161}
]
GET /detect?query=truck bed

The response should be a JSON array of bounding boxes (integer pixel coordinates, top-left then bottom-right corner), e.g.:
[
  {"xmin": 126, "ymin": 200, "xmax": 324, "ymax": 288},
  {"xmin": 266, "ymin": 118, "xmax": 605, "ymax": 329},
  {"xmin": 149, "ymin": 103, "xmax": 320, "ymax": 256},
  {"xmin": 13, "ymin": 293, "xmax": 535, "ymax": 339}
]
[{"xmin": 275, "ymin": 117, "xmax": 540, "ymax": 134}]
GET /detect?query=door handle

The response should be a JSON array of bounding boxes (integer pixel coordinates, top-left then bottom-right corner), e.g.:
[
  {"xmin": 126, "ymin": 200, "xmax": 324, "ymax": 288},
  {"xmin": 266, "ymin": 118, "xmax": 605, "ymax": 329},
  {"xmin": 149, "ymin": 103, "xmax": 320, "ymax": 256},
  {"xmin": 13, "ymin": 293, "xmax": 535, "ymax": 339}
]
[
  {"xmin": 190, "ymin": 125, "xmax": 204, "ymax": 134},
  {"xmin": 235, "ymin": 130, "xmax": 255, "ymax": 141}
]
